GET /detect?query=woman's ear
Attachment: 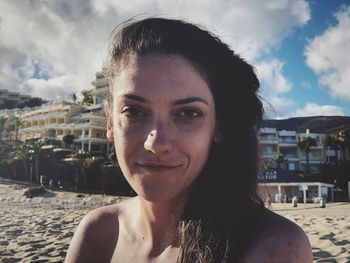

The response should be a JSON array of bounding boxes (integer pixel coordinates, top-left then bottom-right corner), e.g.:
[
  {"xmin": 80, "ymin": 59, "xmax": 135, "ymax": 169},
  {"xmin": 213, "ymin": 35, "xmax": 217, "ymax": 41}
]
[
  {"xmin": 104, "ymin": 100, "xmax": 114, "ymax": 142},
  {"xmin": 213, "ymin": 127, "xmax": 222, "ymax": 144}
]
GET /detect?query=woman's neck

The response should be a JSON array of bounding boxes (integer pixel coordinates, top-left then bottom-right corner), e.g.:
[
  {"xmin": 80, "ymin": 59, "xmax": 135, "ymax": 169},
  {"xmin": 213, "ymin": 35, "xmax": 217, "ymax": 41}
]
[{"xmin": 136, "ymin": 196, "xmax": 186, "ymax": 256}]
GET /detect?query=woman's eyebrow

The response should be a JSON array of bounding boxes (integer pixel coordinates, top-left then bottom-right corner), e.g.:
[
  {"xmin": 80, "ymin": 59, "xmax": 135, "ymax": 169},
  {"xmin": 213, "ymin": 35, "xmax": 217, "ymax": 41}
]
[
  {"xmin": 123, "ymin": 94, "xmax": 147, "ymax": 102},
  {"xmin": 173, "ymin": 97, "xmax": 209, "ymax": 105},
  {"xmin": 123, "ymin": 94, "xmax": 209, "ymax": 106}
]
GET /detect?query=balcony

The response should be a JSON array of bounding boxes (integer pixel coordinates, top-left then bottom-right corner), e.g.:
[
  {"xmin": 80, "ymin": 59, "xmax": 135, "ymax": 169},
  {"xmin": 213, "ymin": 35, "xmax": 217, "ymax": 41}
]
[
  {"xmin": 62, "ymin": 121, "xmax": 106, "ymax": 130},
  {"xmin": 284, "ymin": 154, "xmax": 299, "ymax": 161},
  {"xmin": 259, "ymin": 136, "xmax": 279, "ymax": 144},
  {"xmin": 91, "ymin": 78, "xmax": 109, "ymax": 88},
  {"xmin": 90, "ymin": 87, "xmax": 109, "ymax": 97},
  {"xmin": 299, "ymin": 155, "xmax": 323, "ymax": 163},
  {"xmin": 261, "ymin": 152, "xmax": 275, "ymax": 158},
  {"xmin": 259, "ymin": 127, "xmax": 277, "ymax": 134},
  {"xmin": 278, "ymin": 139, "xmax": 298, "ymax": 147},
  {"xmin": 74, "ymin": 135, "xmax": 108, "ymax": 143},
  {"xmin": 310, "ymin": 145, "xmax": 323, "ymax": 149},
  {"xmin": 278, "ymin": 130, "xmax": 296, "ymax": 137},
  {"xmin": 71, "ymin": 111, "xmax": 105, "ymax": 120}
]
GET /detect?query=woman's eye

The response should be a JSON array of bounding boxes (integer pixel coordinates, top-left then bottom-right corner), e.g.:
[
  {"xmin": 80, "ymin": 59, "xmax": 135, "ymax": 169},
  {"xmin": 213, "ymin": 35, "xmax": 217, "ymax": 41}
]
[
  {"xmin": 121, "ymin": 107, "xmax": 145, "ymax": 119},
  {"xmin": 178, "ymin": 109, "xmax": 203, "ymax": 118}
]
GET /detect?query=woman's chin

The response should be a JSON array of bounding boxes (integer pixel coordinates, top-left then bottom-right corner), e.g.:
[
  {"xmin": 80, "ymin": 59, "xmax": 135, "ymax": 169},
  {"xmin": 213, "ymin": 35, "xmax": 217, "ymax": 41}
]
[{"xmin": 134, "ymin": 186, "xmax": 188, "ymax": 204}]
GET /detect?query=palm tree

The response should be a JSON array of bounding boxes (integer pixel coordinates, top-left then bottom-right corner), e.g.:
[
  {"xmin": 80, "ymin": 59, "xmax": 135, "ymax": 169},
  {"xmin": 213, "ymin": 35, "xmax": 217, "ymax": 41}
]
[
  {"xmin": 12, "ymin": 142, "xmax": 31, "ymax": 181},
  {"xmin": 336, "ymin": 131, "xmax": 350, "ymax": 161},
  {"xmin": 71, "ymin": 93, "xmax": 78, "ymax": 103},
  {"xmin": 63, "ymin": 134, "xmax": 75, "ymax": 148},
  {"xmin": 14, "ymin": 117, "xmax": 24, "ymax": 141},
  {"xmin": 81, "ymin": 89, "xmax": 94, "ymax": 105},
  {"xmin": 72, "ymin": 150, "xmax": 91, "ymax": 191},
  {"xmin": 27, "ymin": 139, "xmax": 45, "ymax": 182},
  {"xmin": 2, "ymin": 116, "xmax": 15, "ymax": 141},
  {"xmin": 325, "ymin": 131, "xmax": 349, "ymax": 164},
  {"xmin": 273, "ymin": 153, "xmax": 286, "ymax": 171},
  {"xmin": 0, "ymin": 118, "xmax": 6, "ymax": 141},
  {"xmin": 298, "ymin": 136, "xmax": 317, "ymax": 174}
]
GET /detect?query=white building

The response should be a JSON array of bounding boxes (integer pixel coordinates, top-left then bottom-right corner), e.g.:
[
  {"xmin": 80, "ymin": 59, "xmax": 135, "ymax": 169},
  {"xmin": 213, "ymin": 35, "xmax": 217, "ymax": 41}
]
[
  {"xmin": 17, "ymin": 72, "xmax": 111, "ymax": 153},
  {"xmin": 259, "ymin": 127, "xmax": 327, "ymax": 173},
  {"xmin": 259, "ymin": 127, "xmax": 335, "ymax": 203}
]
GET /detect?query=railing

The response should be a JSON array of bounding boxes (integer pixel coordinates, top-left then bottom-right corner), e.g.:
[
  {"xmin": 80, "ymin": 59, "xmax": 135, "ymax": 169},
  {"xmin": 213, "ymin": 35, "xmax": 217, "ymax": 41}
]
[
  {"xmin": 279, "ymin": 139, "xmax": 298, "ymax": 144},
  {"xmin": 284, "ymin": 154, "xmax": 299, "ymax": 159}
]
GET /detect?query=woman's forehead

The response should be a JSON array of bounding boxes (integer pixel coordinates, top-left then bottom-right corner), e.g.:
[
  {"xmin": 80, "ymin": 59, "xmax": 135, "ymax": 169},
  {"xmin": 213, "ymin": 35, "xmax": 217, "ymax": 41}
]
[{"xmin": 112, "ymin": 54, "xmax": 214, "ymax": 103}]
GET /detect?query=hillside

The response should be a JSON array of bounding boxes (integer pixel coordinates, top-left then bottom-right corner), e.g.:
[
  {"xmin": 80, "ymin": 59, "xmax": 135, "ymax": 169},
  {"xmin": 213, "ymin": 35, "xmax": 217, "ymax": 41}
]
[{"xmin": 261, "ymin": 116, "xmax": 350, "ymax": 134}]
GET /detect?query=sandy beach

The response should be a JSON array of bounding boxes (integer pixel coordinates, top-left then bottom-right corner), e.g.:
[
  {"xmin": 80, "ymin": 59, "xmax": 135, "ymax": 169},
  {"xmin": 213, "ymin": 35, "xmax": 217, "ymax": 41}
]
[{"xmin": 0, "ymin": 181, "xmax": 349, "ymax": 263}]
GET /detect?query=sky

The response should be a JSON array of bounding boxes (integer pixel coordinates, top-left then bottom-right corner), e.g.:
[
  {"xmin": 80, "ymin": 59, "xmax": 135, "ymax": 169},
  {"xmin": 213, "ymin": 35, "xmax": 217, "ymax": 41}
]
[{"xmin": 0, "ymin": 0, "xmax": 349, "ymax": 119}]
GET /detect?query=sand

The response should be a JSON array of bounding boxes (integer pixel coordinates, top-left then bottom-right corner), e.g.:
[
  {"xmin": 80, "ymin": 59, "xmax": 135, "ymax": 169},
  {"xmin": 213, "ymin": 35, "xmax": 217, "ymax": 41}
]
[
  {"xmin": 273, "ymin": 202, "xmax": 350, "ymax": 263},
  {"xmin": 0, "ymin": 180, "xmax": 126, "ymax": 263},
  {"xmin": 0, "ymin": 180, "xmax": 349, "ymax": 263}
]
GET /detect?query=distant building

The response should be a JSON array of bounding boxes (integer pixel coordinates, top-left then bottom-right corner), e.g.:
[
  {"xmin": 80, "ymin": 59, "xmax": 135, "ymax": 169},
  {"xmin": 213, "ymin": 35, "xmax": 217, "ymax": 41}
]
[
  {"xmin": 0, "ymin": 108, "xmax": 25, "ymax": 141},
  {"xmin": 0, "ymin": 89, "xmax": 32, "ymax": 108},
  {"xmin": 90, "ymin": 71, "xmax": 109, "ymax": 105},
  {"xmin": 259, "ymin": 127, "xmax": 329, "ymax": 173},
  {"xmin": 17, "ymin": 72, "xmax": 111, "ymax": 153},
  {"xmin": 258, "ymin": 127, "xmax": 336, "ymax": 203}
]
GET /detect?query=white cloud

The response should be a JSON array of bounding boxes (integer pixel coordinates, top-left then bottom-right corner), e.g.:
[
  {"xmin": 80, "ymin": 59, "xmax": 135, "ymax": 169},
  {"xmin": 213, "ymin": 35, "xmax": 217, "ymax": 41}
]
[
  {"xmin": 305, "ymin": 6, "xmax": 350, "ymax": 100},
  {"xmin": 255, "ymin": 58, "xmax": 295, "ymax": 119},
  {"xmin": 21, "ymin": 76, "xmax": 77, "ymax": 101},
  {"xmin": 0, "ymin": 0, "xmax": 310, "ymax": 101},
  {"xmin": 256, "ymin": 59, "xmax": 292, "ymax": 94},
  {"xmin": 290, "ymin": 103, "xmax": 345, "ymax": 118}
]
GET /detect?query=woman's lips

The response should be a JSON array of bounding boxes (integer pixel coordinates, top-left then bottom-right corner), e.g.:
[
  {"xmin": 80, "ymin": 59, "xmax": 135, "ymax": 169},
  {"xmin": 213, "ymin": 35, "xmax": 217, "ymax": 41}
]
[{"xmin": 136, "ymin": 162, "xmax": 182, "ymax": 171}]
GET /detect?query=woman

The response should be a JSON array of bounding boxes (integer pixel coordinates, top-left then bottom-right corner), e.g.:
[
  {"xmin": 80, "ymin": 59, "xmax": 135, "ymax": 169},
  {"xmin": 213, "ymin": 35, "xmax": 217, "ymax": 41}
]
[{"xmin": 65, "ymin": 18, "xmax": 312, "ymax": 263}]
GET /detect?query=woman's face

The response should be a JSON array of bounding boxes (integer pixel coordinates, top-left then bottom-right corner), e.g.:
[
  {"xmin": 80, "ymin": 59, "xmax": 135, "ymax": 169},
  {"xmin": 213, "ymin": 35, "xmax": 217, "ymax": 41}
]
[{"xmin": 107, "ymin": 54, "xmax": 216, "ymax": 202}]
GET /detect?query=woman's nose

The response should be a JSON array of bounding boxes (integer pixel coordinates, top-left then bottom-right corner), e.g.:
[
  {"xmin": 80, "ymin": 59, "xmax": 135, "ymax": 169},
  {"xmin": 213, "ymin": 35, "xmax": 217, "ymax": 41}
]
[{"xmin": 144, "ymin": 128, "xmax": 175, "ymax": 154}]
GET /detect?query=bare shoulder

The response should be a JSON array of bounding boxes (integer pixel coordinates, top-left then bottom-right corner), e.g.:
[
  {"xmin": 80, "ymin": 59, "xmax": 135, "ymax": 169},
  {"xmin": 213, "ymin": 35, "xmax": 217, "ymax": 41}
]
[
  {"xmin": 242, "ymin": 209, "xmax": 313, "ymax": 263},
  {"xmin": 65, "ymin": 197, "xmax": 134, "ymax": 263}
]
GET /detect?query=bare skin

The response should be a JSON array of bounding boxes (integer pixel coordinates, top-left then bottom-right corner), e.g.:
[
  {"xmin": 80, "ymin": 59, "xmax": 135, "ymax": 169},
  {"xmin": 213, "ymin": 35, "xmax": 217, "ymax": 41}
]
[
  {"xmin": 65, "ymin": 54, "xmax": 312, "ymax": 262},
  {"xmin": 65, "ymin": 197, "xmax": 180, "ymax": 263},
  {"xmin": 242, "ymin": 210, "xmax": 313, "ymax": 263},
  {"xmin": 65, "ymin": 200, "xmax": 312, "ymax": 263}
]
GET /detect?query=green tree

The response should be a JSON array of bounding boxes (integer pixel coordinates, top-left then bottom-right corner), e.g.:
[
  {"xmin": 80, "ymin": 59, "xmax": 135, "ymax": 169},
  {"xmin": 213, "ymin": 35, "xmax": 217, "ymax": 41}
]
[
  {"xmin": 325, "ymin": 131, "xmax": 350, "ymax": 164},
  {"xmin": 273, "ymin": 153, "xmax": 286, "ymax": 171},
  {"xmin": 3, "ymin": 117, "xmax": 15, "ymax": 141},
  {"xmin": 72, "ymin": 150, "xmax": 91, "ymax": 191},
  {"xmin": 336, "ymin": 131, "xmax": 350, "ymax": 161},
  {"xmin": 27, "ymin": 139, "xmax": 46, "ymax": 182},
  {"xmin": 62, "ymin": 134, "xmax": 75, "ymax": 148},
  {"xmin": 81, "ymin": 89, "xmax": 93, "ymax": 105},
  {"xmin": 298, "ymin": 136, "xmax": 317, "ymax": 174},
  {"xmin": 71, "ymin": 93, "xmax": 78, "ymax": 103},
  {"xmin": 12, "ymin": 142, "xmax": 31, "ymax": 181},
  {"xmin": 14, "ymin": 117, "xmax": 24, "ymax": 141},
  {"xmin": 0, "ymin": 118, "xmax": 6, "ymax": 141},
  {"xmin": 22, "ymin": 97, "xmax": 47, "ymax": 108}
]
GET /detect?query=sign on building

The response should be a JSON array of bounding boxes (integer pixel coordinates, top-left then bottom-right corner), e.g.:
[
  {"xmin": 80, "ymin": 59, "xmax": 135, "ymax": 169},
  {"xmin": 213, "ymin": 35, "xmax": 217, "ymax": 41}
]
[{"xmin": 299, "ymin": 184, "xmax": 308, "ymax": 191}]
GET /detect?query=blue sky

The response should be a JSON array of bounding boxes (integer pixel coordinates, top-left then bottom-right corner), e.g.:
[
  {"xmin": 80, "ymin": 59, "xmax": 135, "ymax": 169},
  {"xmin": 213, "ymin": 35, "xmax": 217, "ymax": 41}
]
[
  {"xmin": 0, "ymin": 0, "xmax": 349, "ymax": 119},
  {"xmin": 264, "ymin": 0, "xmax": 350, "ymax": 118}
]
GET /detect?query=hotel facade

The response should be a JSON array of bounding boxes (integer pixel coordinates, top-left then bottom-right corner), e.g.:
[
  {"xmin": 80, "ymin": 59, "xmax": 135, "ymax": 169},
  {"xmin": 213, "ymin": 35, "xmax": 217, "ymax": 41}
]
[
  {"xmin": 258, "ymin": 127, "xmax": 338, "ymax": 203},
  {"xmin": 15, "ymin": 72, "xmax": 111, "ymax": 153}
]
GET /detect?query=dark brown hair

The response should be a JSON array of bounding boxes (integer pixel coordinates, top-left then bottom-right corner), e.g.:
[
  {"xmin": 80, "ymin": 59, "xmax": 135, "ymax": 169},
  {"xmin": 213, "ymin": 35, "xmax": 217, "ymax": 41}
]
[{"xmin": 106, "ymin": 17, "xmax": 264, "ymax": 262}]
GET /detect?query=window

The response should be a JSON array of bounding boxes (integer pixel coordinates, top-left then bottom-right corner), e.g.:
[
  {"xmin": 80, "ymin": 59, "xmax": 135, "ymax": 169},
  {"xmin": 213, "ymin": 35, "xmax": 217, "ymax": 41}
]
[{"xmin": 288, "ymin": 163, "xmax": 296, "ymax": 171}]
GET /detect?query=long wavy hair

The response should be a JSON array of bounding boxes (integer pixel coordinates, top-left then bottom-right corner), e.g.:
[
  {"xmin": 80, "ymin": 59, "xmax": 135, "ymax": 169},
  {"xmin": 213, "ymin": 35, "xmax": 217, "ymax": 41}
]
[{"xmin": 105, "ymin": 17, "xmax": 265, "ymax": 263}]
